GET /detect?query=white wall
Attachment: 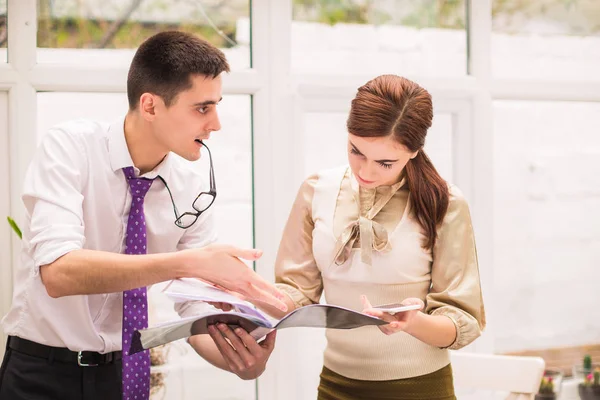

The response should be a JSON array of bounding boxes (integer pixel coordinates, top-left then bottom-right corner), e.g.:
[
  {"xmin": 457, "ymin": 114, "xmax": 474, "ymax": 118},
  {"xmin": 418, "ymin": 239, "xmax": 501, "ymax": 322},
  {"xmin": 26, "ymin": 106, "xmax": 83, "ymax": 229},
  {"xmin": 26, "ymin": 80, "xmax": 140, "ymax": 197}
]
[{"xmin": 493, "ymin": 100, "xmax": 600, "ymax": 353}]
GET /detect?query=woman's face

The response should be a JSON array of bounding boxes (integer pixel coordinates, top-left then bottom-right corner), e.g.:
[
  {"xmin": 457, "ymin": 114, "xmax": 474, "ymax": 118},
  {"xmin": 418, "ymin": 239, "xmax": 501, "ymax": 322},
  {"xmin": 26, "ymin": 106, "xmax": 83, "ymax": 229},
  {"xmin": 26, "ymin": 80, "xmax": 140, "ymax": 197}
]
[{"xmin": 347, "ymin": 133, "xmax": 417, "ymax": 189}]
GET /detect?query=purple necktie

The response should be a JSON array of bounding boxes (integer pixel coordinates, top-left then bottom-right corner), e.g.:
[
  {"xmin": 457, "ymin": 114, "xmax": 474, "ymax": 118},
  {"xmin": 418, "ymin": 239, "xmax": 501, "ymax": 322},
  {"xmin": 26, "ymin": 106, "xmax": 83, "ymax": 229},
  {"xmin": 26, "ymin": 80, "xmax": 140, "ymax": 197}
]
[{"xmin": 121, "ymin": 166, "xmax": 153, "ymax": 400}]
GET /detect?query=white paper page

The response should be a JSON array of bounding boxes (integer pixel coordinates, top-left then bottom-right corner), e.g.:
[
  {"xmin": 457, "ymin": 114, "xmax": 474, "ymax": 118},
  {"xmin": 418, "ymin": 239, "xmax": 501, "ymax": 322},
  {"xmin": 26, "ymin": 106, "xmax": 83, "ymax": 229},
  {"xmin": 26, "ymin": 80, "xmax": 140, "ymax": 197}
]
[{"xmin": 162, "ymin": 278, "xmax": 269, "ymax": 322}]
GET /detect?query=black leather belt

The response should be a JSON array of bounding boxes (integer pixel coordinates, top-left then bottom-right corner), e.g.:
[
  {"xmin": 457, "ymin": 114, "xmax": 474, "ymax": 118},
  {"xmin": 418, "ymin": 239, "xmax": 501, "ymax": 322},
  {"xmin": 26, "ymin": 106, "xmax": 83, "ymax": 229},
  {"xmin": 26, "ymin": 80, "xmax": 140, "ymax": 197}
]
[{"xmin": 7, "ymin": 336, "xmax": 122, "ymax": 367}]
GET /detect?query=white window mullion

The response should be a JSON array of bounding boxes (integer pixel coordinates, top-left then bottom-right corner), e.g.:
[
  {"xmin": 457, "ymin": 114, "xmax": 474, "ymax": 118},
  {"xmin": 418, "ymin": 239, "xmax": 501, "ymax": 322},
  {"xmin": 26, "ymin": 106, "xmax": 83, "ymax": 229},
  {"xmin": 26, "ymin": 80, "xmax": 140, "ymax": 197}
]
[
  {"xmin": 468, "ymin": 0, "xmax": 492, "ymax": 81},
  {"xmin": 8, "ymin": 0, "xmax": 37, "ymax": 227},
  {"xmin": 29, "ymin": 64, "xmax": 129, "ymax": 92},
  {"xmin": 3, "ymin": 0, "xmax": 38, "ymax": 358},
  {"xmin": 467, "ymin": 0, "xmax": 495, "ymax": 354},
  {"xmin": 434, "ymin": 99, "xmax": 474, "ymax": 200},
  {"xmin": 28, "ymin": 64, "xmax": 263, "ymax": 94},
  {"xmin": 296, "ymin": 75, "xmax": 482, "ymax": 98},
  {"xmin": 296, "ymin": 77, "xmax": 482, "ymax": 109},
  {"xmin": 0, "ymin": 90, "xmax": 11, "ymax": 359},
  {"xmin": 252, "ymin": 1, "xmax": 297, "ymax": 400},
  {"xmin": 0, "ymin": 64, "xmax": 18, "ymax": 88},
  {"xmin": 250, "ymin": 0, "xmax": 294, "ymax": 288},
  {"xmin": 8, "ymin": 0, "xmax": 36, "ymax": 71},
  {"xmin": 492, "ymin": 80, "xmax": 600, "ymax": 102}
]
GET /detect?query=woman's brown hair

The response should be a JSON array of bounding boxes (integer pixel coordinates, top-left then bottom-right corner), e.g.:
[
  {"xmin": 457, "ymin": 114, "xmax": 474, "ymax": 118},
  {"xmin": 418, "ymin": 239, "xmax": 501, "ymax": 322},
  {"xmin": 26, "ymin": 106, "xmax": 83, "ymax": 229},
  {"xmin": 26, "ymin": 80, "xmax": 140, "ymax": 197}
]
[{"xmin": 347, "ymin": 75, "xmax": 449, "ymax": 250}]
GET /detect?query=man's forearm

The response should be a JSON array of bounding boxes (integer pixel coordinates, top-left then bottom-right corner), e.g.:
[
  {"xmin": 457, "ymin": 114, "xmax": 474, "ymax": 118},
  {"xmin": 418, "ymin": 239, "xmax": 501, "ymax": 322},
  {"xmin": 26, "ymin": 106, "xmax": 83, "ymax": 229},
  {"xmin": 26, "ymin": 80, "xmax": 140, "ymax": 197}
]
[
  {"xmin": 188, "ymin": 335, "xmax": 230, "ymax": 371},
  {"xmin": 40, "ymin": 249, "xmax": 187, "ymax": 297},
  {"xmin": 39, "ymin": 244, "xmax": 289, "ymax": 314}
]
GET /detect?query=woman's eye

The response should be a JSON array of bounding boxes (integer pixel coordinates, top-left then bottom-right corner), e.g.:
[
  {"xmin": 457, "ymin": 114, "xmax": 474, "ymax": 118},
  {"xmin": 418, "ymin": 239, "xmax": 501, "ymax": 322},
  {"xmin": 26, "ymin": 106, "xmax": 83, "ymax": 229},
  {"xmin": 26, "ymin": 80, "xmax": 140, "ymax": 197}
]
[{"xmin": 378, "ymin": 162, "xmax": 392, "ymax": 169}]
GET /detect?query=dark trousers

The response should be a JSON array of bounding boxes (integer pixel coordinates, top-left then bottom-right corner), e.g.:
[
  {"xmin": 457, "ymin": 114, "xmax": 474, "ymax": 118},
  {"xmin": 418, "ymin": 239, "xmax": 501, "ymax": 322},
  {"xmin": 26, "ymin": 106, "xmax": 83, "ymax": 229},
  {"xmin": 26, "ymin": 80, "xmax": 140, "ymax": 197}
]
[{"xmin": 0, "ymin": 338, "xmax": 122, "ymax": 400}]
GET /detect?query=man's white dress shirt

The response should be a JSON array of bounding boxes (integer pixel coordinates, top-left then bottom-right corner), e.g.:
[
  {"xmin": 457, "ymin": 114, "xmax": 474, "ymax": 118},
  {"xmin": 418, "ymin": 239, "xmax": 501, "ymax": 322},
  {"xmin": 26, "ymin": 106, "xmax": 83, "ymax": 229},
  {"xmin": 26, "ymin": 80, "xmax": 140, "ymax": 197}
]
[{"xmin": 2, "ymin": 117, "xmax": 215, "ymax": 353}]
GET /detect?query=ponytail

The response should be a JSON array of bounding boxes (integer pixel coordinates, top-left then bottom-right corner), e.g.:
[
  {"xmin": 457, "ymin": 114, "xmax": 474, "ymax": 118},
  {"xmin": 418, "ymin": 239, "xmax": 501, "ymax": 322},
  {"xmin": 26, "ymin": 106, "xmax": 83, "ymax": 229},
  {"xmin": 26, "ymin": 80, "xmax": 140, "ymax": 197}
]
[{"xmin": 404, "ymin": 150, "xmax": 449, "ymax": 250}]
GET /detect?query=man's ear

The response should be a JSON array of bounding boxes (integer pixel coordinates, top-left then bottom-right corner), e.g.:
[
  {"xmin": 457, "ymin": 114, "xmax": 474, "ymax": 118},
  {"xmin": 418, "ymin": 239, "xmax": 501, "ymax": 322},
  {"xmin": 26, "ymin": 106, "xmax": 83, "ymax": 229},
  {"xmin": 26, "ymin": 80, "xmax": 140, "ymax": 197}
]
[{"xmin": 139, "ymin": 93, "xmax": 158, "ymax": 121}]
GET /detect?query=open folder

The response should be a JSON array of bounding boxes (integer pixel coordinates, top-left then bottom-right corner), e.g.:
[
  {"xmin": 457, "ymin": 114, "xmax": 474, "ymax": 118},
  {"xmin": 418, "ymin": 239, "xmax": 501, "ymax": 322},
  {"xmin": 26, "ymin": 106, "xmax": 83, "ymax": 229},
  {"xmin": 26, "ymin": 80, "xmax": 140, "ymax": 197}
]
[{"xmin": 129, "ymin": 278, "xmax": 420, "ymax": 354}]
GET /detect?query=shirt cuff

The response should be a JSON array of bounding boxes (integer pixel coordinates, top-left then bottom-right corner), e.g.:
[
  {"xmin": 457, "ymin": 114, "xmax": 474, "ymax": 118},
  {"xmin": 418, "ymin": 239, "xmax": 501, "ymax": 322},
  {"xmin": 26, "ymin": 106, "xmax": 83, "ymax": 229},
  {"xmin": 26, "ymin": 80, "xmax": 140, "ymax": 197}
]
[
  {"xmin": 174, "ymin": 300, "xmax": 213, "ymax": 319},
  {"xmin": 430, "ymin": 306, "xmax": 482, "ymax": 350},
  {"xmin": 32, "ymin": 241, "xmax": 83, "ymax": 276},
  {"xmin": 275, "ymin": 283, "xmax": 315, "ymax": 309}
]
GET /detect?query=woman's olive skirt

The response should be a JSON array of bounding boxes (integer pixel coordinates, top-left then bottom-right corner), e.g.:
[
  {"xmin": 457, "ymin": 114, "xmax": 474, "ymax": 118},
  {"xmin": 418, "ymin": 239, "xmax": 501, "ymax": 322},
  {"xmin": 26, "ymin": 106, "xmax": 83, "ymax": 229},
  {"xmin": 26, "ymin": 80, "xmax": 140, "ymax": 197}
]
[{"xmin": 317, "ymin": 364, "xmax": 456, "ymax": 400}]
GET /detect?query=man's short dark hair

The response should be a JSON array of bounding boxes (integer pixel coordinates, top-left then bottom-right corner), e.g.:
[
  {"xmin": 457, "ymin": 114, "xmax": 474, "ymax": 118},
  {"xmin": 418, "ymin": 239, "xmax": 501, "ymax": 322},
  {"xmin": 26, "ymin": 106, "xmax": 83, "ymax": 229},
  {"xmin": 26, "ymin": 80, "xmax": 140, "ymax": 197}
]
[{"xmin": 127, "ymin": 31, "xmax": 230, "ymax": 109}]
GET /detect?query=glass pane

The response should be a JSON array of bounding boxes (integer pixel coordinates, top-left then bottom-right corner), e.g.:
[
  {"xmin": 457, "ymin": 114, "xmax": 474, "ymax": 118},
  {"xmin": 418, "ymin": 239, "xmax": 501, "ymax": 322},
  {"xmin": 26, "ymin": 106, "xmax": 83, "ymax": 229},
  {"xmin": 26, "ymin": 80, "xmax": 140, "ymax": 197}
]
[
  {"xmin": 492, "ymin": 0, "xmax": 600, "ymax": 81},
  {"xmin": 0, "ymin": 0, "xmax": 6, "ymax": 62},
  {"xmin": 493, "ymin": 100, "xmax": 600, "ymax": 353},
  {"xmin": 36, "ymin": 0, "xmax": 250, "ymax": 69},
  {"xmin": 292, "ymin": 0, "xmax": 467, "ymax": 77},
  {"xmin": 302, "ymin": 111, "xmax": 454, "ymax": 181},
  {"xmin": 36, "ymin": 92, "xmax": 255, "ymax": 399}
]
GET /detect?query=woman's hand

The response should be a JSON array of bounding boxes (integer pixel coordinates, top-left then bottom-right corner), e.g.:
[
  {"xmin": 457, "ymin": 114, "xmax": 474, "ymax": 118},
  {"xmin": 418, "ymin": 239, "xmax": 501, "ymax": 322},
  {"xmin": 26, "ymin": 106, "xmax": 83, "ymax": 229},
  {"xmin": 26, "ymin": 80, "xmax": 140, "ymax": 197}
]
[{"xmin": 361, "ymin": 295, "xmax": 424, "ymax": 335}]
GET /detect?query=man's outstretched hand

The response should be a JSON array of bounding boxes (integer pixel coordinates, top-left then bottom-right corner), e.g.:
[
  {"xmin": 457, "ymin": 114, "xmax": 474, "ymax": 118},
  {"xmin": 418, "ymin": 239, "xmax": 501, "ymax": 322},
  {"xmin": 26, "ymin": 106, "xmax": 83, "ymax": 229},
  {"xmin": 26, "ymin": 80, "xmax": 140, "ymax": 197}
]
[{"xmin": 178, "ymin": 244, "xmax": 288, "ymax": 313}]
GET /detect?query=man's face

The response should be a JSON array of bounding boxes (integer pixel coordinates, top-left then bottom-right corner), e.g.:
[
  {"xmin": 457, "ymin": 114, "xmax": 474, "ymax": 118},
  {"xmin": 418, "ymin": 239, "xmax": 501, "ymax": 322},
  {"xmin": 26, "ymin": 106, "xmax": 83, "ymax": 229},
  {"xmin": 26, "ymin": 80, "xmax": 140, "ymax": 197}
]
[{"xmin": 150, "ymin": 74, "xmax": 223, "ymax": 161}]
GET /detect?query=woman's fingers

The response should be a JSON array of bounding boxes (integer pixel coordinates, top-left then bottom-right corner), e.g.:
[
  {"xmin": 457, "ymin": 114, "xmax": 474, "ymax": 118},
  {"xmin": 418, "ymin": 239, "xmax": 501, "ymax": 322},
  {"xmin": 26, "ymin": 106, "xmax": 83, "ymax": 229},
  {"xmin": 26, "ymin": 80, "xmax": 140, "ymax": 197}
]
[
  {"xmin": 362, "ymin": 295, "xmax": 399, "ymax": 322},
  {"xmin": 360, "ymin": 295, "xmax": 373, "ymax": 310},
  {"xmin": 401, "ymin": 298, "xmax": 425, "ymax": 309},
  {"xmin": 365, "ymin": 308, "xmax": 396, "ymax": 322}
]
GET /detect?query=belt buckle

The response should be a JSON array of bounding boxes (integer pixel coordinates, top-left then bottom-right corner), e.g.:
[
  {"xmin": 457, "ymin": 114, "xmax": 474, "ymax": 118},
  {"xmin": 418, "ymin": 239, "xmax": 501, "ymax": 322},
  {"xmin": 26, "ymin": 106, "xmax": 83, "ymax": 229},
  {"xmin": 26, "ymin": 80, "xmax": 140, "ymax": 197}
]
[{"xmin": 77, "ymin": 351, "xmax": 98, "ymax": 367}]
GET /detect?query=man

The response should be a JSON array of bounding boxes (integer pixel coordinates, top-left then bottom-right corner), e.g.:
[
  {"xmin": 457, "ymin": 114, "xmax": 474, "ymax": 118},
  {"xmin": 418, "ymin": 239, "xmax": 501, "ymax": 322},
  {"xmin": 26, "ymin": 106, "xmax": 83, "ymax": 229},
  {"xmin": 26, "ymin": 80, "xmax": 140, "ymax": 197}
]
[{"xmin": 0, "ymin": 31, "xmax": 286, "ymax": 400}]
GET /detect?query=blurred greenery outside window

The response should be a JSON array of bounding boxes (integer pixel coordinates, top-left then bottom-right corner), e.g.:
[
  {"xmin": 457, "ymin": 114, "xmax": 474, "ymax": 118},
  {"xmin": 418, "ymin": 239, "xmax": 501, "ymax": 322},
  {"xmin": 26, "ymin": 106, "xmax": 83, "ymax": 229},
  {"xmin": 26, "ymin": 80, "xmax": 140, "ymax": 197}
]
[
  {"xmin": 491, "ymin": 0, "xmax": 600, "ymax": 36},
  {"xmin": 5, "ymin": 1, "xmax": 598, "ymax": 53},
  {"xmin": 1, "ymin": 0, "xmax": 6, "ymax": 62},
  {"xmin": 490, "ymin": 0, "xmax": 600, "ymax": 80},
  {"xmin": 291, "ymin": 0, "xmax": 600, "ymax": 34},
  {"xmin": 293, "ymin": 0, "xmax": 467, "ymax": 29},
  {"xmin": 36, "ymin": 0, "xmax": 250, "ymax": 50}
]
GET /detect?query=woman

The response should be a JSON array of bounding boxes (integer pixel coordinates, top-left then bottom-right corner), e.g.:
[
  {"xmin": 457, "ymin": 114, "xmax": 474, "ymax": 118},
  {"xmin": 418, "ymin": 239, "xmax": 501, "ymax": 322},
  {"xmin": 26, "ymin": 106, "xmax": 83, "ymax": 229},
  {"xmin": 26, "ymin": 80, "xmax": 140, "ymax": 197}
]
[{"xmin": 269, "ymin": 75, "xmax": 484, "ymax": 399}]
